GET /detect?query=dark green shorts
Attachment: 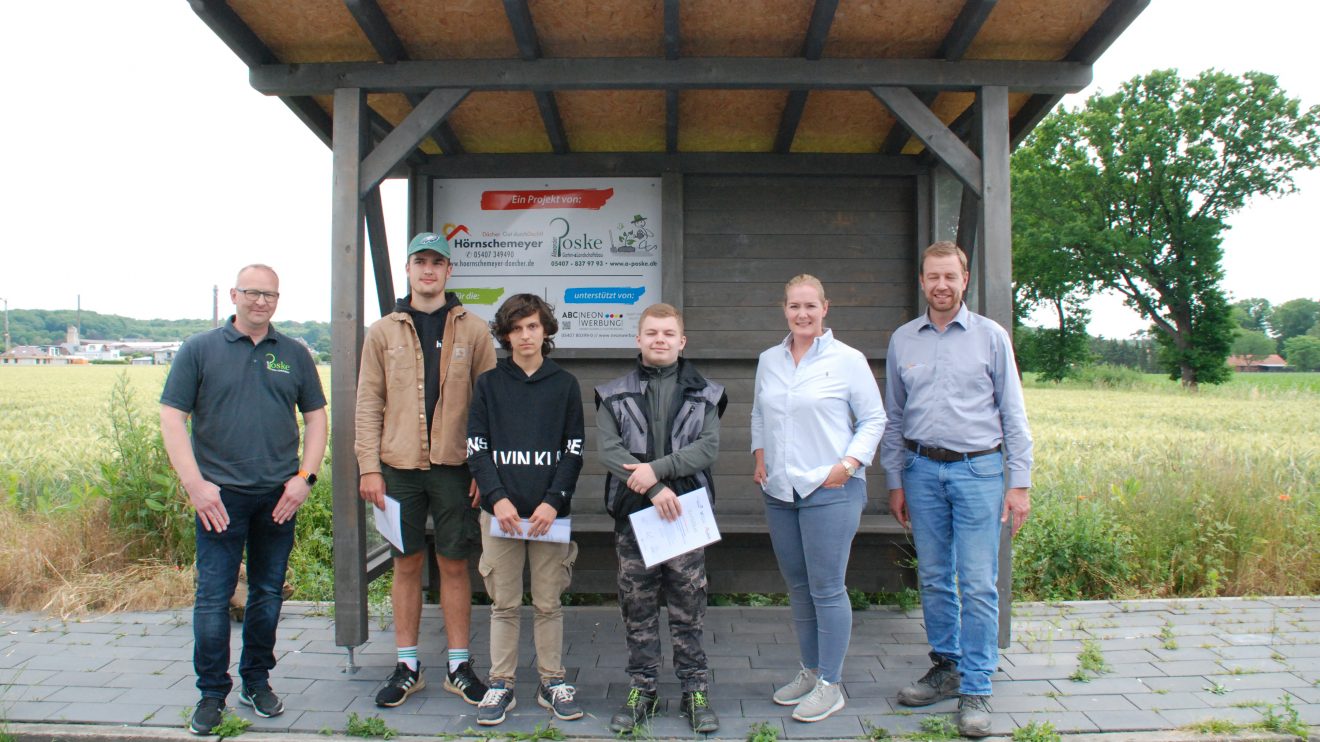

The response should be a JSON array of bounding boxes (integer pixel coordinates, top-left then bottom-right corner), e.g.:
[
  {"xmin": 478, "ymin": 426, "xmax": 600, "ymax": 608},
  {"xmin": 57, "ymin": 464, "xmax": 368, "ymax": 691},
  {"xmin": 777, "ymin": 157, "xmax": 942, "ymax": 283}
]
[{"xmin": 381, "ymin": 463, "xmax": 481, "ymax": 559}]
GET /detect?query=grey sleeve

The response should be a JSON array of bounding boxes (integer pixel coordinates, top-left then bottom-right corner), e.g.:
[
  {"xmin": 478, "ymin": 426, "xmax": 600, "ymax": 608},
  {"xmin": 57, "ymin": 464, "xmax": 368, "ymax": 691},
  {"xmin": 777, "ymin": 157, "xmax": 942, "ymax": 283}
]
[
  {"xmin": 595, "ymin": 398, "xmax": 643, "ymax": 481},
  {"xmin": 649, "ymin": 402, "xmax": 721, "ymax": 481}
]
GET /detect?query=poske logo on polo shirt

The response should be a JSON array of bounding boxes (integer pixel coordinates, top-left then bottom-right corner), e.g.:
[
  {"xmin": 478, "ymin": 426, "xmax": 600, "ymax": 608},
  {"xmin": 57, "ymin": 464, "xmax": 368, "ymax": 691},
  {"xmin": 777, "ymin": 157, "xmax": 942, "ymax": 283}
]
[{"xmin": 265, "ymin": 353, "xmax": 292, "ymax": 374}]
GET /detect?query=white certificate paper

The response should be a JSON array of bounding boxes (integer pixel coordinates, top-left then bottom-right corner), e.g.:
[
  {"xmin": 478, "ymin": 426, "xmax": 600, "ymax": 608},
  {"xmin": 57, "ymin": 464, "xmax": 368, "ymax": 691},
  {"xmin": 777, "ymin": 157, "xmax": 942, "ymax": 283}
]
[
  {"xmin": 628, "ymin": 488, "xmax": 721, "ymax": 568},
  {"xmin": 372, "ymin": 495, "xmax": 404, "ymax": 552},
  {"xmin": 488, "ymin": 516, "xmax": 573, "ymax": 543}
]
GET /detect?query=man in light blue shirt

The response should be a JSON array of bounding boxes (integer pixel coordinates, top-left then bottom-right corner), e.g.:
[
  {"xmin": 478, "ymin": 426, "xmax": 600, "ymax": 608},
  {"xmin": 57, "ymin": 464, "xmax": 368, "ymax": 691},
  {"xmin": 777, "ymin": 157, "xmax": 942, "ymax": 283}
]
[{"xmin": 881, "ymin": 241, "xmax": 1033, "ymax": 738}]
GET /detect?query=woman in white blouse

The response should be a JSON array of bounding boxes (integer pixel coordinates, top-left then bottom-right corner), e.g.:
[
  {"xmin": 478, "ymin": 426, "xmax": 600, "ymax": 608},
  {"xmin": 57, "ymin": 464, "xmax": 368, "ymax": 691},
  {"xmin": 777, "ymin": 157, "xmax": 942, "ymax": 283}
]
[{"xmin": 750, "ymin": 274, "xmax": 885, "ymax": 723}]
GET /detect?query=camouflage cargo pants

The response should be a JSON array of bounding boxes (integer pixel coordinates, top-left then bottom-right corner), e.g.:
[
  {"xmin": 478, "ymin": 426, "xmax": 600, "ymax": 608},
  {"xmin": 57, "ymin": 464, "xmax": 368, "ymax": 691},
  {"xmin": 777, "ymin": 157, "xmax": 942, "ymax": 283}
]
[{"xmin": 615, "ymin": 527, "xmax": 709, "ymax": 693}]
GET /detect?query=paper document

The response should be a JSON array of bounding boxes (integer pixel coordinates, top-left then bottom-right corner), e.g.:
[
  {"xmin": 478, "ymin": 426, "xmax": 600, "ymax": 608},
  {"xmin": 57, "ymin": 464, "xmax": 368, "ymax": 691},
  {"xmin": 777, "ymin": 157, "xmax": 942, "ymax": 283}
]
[
  {"xmin": 372, "ymin": 495, "xmax": 404, "ymax": 552},
  {"xmin": 488, "ymin": 516, "xmax": 572, "ymax": 543},
  {"xmin": 628, "ymin": 487, "xmax": 721, "ymax": 568}
]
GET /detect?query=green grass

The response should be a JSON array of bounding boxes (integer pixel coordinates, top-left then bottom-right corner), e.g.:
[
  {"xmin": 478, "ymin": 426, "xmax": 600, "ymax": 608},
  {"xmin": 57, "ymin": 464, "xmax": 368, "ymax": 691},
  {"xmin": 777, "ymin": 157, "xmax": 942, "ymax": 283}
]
[{"xmin": 344, "ymin": 712, "xmax": 397, "ymax": 740}]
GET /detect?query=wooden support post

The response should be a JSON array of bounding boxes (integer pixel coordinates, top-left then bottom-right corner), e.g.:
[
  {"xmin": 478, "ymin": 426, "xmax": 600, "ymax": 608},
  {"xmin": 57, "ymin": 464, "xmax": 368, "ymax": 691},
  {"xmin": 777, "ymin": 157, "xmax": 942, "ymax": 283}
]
[
  {"xmin": 661, "ymin": 172, "xmax": 684, "ymax": 310},
  {"xmin": 407, "ymin": 167, "xmax": 433, "ymax": 238},
  {"xmin": 331, "ymin": 87, "xmax": 369, "ymax": 652},
  {"xmin": 364, "ymin": 187, "xmax": 395, "ymax": 317},
  {"xmin": 978, "ymin": 85, "xmax": 1014, "ymax": 649}
]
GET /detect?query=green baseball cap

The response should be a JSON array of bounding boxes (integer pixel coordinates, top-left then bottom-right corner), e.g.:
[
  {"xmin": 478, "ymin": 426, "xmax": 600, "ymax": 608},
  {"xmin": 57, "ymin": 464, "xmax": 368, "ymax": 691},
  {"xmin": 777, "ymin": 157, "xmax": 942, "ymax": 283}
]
[{"xmin": 407, "ymin": 232, "xmax": 451, "ymax": 258}]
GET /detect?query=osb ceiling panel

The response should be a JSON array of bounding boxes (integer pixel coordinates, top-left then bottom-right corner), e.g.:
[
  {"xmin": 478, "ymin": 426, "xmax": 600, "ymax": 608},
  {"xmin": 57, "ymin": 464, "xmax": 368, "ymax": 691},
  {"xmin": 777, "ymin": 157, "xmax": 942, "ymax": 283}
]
[
  {"xmin": 531, "ymin": 0, "xmax": 663, "ymax": 57},
  {"xmin": 965, "ymin": 0, "xmax": 1112, "ymax": 61},
  {"xmin": 557, "ymin": 91, "xmax": 666, "ymax": 152},
  {"xmin": 447, "ymin": 92, "xmax": 551, "ymax": 153},
  {"xmin": 376, "ymin": 0, "xmax": 519, "ymax": 59},
  {"xmin": 229, "ymin": 0, "xmax": 376, "ymax": 62},
  {"xmin": 825, "ymin": 0, "xmax": 964, "ymax": 58},
  {"xmin": 681, "ymin": 0, "xmax": 813, "ymax": 57},
  {"xmin": 680, "ymin": 91, "xmax": 789, "ymax": 152},
  {"xmin": 791, "ymin": 91, "xmax": 896, "ymax": 153}
]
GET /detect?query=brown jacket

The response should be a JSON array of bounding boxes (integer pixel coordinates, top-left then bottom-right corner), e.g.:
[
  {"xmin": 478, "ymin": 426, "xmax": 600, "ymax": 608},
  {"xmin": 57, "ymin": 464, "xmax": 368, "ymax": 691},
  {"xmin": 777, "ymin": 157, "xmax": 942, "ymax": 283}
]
[{"xmin": 355, "ymin": 305, "xmax": 496, "ymax": 473}]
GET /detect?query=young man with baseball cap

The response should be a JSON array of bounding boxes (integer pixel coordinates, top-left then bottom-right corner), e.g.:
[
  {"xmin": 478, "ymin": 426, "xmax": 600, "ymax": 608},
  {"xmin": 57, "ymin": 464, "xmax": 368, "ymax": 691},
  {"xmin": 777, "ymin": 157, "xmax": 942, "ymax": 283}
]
[{"xmin": 356, "ymin": 232, "xmax": 496, "ymax": 708}]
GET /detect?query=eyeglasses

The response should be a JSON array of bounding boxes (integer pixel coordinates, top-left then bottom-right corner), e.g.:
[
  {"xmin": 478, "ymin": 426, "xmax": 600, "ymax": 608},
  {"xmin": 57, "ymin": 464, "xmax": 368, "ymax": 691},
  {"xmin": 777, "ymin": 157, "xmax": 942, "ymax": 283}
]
[{"xmin": 235, "ymin": 288, "xmax": 280, "ymax": 302}]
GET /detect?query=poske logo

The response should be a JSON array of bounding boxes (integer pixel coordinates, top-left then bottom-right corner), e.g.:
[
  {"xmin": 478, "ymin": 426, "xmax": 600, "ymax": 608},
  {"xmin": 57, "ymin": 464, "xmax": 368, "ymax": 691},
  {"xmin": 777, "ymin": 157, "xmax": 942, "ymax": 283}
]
[
  {"xmin": 265, "ymin": 353, "xmax": 291, "ymax": 374},
  {"xmin": 549, "ymin": 217, "xmax": 603, "ymax": 257}
]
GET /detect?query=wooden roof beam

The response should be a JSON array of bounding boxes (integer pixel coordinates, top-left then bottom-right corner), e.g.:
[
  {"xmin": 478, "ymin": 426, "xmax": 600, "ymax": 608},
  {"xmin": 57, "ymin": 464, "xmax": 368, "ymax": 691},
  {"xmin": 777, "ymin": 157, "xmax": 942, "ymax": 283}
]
[
  {"xmin": 1011, "ymin": 0, "xmax": 1149, "ymax": 146},
  {"xmin": 502, "ymin": 0, "xmax": 569, "ymax": 154},
  {"xmin": 664, "ymin": 0, "xmax": 680, "ymax": 152},
  {"xmin": 342, "ymin": 0, "xmax": 464, "ymax": 155},
  {"xmin": 252, "ymin": 58, "xmax": 1092, "ymax": 95},
  {"xmin": 189, "ymin": 0, "xmax": 334, "ymax": 147},
  {"xmin": 881, "ymin": 0, "xmax": 996, "ymax": 154},
  {"xmin": 873, "ymin": 86, "xmax": 982, "ymax": 196},
  {"xmin": 775, "ymin": 0, "xmax": 840, "ymax": 153}
]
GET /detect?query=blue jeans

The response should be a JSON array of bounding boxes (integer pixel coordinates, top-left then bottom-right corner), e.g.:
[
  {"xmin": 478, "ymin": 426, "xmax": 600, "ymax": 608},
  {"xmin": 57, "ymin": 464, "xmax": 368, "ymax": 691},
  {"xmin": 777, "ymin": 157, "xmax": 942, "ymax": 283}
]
[
  {"xmin": 903, "ymin": 451, "xmax": 1004, "ymax": 696},
  {"xmin": 763, "ymin": 477, "xmax": 866, "ymax": 683},
  {"xmin": 194, "ymin": 487, "xmax": 296, "ymax": 699}
]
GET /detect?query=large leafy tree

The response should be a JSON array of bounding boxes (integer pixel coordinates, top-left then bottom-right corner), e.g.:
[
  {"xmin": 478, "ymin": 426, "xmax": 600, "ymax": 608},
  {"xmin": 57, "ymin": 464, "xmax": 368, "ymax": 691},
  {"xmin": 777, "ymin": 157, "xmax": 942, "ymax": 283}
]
[
  {"xmin": 1230, "ymin": 297, "xmax": 1273, "ymax": 333},
  {"xmin": 1013, "ymin": 69, "xmax": 1320, "ymax": 388},
  {"xmin": 1270, "ymin": 298, "xmax": 1320, "ymax": 343}
]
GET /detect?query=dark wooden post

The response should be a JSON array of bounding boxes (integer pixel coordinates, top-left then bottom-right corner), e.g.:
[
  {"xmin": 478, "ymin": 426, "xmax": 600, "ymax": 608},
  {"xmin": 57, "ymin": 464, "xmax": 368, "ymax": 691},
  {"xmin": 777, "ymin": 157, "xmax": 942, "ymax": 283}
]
[
  {"xmin": 978, "ymin": 85, "xmax": 1015, "ymax": 649},
  {"xmin": 331, "ymin": 87, "xmax": 369, "ymax": 657},
  {"xmin": 661, "ymin": 171, "xmax": 684, "ymax": 310}
]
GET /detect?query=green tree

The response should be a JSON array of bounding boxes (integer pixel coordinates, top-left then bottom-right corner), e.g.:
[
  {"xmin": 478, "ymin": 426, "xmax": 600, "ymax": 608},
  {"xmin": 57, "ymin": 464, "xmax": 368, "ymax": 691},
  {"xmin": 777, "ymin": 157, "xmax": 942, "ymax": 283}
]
[
  {"xmin": 1012, "ymin": 69, "xmax": 1320, "ymax": 388},
  {"xmin": 1270, "ymin": 298, "xmax": 1320, "ymax": 343},
  {"xmin": 1230, "ymin": 328, "xmax": 1275, "ymax": 363},
  {"xmin": 1230, "ymin": 297, "xmax": 1273, "ymax": 333},
  {"xmin": 1282, "ymin": 335, "xmax": 1320, "ymax": 371}
]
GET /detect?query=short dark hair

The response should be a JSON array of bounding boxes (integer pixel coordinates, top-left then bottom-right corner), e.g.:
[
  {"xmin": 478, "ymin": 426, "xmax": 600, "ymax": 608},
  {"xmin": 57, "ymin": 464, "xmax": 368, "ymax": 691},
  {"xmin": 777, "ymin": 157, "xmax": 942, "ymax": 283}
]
[{"xmin": 491, "ymin": 293, "xmax": 559, "ymax": 356}]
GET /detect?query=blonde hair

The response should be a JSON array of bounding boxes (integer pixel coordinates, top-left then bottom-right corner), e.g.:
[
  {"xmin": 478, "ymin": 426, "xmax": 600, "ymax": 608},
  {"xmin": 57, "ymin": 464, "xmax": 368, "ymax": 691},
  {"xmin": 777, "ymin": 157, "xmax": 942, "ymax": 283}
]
[
  {"xmin": 784, "ymin": 274, "xmax": 827, "ymax": 304},
  {"xmin": 921, "ymin": 241, "xmax": 969, "ymax": 274},
  {"xmin": 639, "ymin": 303, "xmax": 684, "ymax": 333}
]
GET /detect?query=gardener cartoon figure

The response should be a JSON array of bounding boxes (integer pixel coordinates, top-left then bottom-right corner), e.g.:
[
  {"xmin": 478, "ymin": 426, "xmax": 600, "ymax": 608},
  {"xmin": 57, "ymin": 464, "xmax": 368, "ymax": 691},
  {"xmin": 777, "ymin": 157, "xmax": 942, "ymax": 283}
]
[{"xmin": 612, "ymin": 214, "xmax": 656, "ymax": 254}]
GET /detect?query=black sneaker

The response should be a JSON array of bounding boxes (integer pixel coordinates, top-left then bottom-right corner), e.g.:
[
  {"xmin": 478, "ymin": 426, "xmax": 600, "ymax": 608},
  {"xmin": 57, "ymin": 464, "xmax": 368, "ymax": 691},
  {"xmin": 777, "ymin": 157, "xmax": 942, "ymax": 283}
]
[
  {"xmin": 444, "ymin": 660, "xmax": 488, "ymax": 705},
  {"xmin": 537, "ymin": 680, "xmax": 583, "ymax": 721},
  {"xmin": 238, "ymin": 685, "xmax": 285, "ymax": 718},
  {"xmin": 375, "ymin": 662, "xmax": 426, "ymax": 708},
  {"xmin": 609, "ymin": 687, "xmax": 659, "ymax": 733},
  {"xmin": 477, "ymin": 681, "xmax": 516, "ymax": 726},
  {"xmin": 681, "ymin": 690, "xmax": 720, "ymax": 733},
  {"xmin": 896, "ymin": 652, "xmax": 960, "ymax": 707},
  {"xmin": 189, "ymin": 697, "xmax": 225, "ymax": 735}
]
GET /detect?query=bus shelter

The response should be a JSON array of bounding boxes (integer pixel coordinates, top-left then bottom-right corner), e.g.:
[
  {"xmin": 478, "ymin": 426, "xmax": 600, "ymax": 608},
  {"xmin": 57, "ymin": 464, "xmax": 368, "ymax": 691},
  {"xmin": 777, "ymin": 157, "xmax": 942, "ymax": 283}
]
[{"xmin": 191, "ymin": 0, "xmax": 1146, "ymax": 660}]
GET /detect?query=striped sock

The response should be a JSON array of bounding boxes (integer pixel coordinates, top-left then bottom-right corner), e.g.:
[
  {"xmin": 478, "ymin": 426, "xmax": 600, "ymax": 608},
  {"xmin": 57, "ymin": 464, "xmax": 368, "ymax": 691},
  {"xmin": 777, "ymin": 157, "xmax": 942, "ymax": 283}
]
[
  {"xmin": 398, "ymin": 646, "xmax": 418, "ymax": 672},
  {"xmin": 448, "ymin": 648, "xmax": 470, "ymax": 673}
]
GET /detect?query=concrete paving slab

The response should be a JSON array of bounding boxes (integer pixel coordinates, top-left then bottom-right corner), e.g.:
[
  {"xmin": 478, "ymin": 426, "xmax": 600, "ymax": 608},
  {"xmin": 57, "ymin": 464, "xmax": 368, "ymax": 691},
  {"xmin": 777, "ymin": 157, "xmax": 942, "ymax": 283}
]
[
  {"xmin": 1157, "ymin": 705, "xmax": 1265, "ymax": 727},
  {"xmin": 1125, "ymin": 691, "xmax": 1211, "ymax": 710},
  {"xmin": 0, "ymin": 700, "xmax": 70, "ymax": 722},
  {"xmin": 1083, "ymin": 709, "xmax": 1174, "ymax": 731},
  {"xmin": 1200, "ymin": 671, "xmax": 1309, "ymax": 691},
  {"xmin": 1008, "ymin": 710, "xmax": 1100, "ymax": 733},
  {"xmin": 48, "ymin": 702, "xmax": 161, "ymax": 724}
]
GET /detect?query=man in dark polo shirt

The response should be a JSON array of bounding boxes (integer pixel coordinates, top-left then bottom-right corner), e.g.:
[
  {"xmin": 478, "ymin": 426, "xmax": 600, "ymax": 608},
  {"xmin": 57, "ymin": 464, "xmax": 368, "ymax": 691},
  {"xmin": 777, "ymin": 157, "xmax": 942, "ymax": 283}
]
[{"xmin": 160, "ymin": 264, "xmax": 327, "ymax": 735}]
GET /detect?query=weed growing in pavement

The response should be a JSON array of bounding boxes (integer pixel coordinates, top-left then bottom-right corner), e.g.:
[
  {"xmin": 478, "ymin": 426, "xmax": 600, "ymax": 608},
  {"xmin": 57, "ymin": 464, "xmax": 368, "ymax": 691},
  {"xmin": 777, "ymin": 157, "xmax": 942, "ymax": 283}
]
[
  {"xmin": 1205, "ymin": 682, "xmax": 1228, "ymax": 695},
  {"xmin": 1011, "ymin": 721, "xmax": 1061, "ymax": 742},
  {"xmin": 210, "ymin": 712, "xmax": 252, "ymax": 739},
  {"xmin": 1183, "ymin": 719, "xmax": 1241, "ymax": 734},
  {"xmin": 858, "ymin": 719, "xmax": 890, "ymax": 740},
  {"xmin": 1257, "ymin": 695, "xmax": 1307, "ymax": 738},
  {"xmin": 462, "ymin": 723, "xmax": 565, "ymax": 742},
  {"xmin": 745, "ymin": 720, "xmax": 781, "ymax": 742},
  {"xmin": 345, "ymin": 712, "xmax": 397, "ymax": 740},
  {"xmin": 1070, "ymin": 639, "xmax": 1110, "ymax": 681},
  {"xmin": 910, "ymin": 715, "xmax": 961, "ymax": 740},
  {"xmin": 1158, "ymin": 622, "xmax": 1178, "ymax": 650}
]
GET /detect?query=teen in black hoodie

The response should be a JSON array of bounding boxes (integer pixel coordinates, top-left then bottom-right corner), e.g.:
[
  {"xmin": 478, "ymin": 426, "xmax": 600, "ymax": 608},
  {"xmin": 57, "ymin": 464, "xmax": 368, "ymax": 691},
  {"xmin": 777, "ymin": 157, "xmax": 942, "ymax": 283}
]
[{"xmin": 465, "ymin": 294, "xmax": 584, "ymax": 726}]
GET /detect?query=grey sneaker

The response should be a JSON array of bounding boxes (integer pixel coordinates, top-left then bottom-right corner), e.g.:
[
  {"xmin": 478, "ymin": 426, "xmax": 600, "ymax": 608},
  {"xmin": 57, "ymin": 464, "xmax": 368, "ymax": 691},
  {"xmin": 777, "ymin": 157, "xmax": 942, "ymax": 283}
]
[
  {"xmin": 791, "ymin": 678, "xmax": 845, "ymax": 722},
  {"xmin": 476, "ymin": 681, "xmax": 516, "ymax": 726},
  {"xmin": 897, "ymin": 652, "xmax": 960, "ymax": 707},
  {"xmin": 537, "ymin": 680, "xmax": 583, "ymax": 721},
  {"xmin": 772, "ymin": 665, "xmax": 819, "ymax": 705},
  {"xmin": 957, "ymin": 694, "xmax": 992, "ymax": 737}
]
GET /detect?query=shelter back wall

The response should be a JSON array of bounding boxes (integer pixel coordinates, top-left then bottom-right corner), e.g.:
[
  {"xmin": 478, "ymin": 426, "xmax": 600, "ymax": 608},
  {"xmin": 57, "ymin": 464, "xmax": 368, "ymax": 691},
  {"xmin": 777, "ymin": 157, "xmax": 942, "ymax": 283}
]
[{"xmin": 549, "ymin": 173, "xmax": 918, "ymax": 519}]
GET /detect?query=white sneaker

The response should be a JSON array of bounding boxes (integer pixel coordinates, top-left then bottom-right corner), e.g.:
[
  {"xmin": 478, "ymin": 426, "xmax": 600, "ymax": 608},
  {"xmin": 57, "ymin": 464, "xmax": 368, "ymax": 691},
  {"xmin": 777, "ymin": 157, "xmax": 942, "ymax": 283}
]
[
  {"xmin": 773, "ymin": 665, "xmax": 819, "ymax": 705},
  {"xmin": 791, "ymin": 678, "xmax": 845, "ymax": 723}
]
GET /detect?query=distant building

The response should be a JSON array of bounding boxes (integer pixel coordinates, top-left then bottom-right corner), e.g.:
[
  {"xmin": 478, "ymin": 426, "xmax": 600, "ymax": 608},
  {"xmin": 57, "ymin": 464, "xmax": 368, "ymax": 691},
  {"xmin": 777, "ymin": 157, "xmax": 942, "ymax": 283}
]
[
  {"xmin": 1226, "ymin": 354, "xmax": 1291, "ymax": 373},
  {"xmin": 1, "ymin": 346, "xmax": 73, "ymax": 366}
]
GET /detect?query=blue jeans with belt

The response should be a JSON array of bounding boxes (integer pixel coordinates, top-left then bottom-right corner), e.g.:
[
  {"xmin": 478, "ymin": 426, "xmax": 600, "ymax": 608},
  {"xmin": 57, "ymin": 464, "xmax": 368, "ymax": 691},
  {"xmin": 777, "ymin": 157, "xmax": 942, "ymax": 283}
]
[
  {"xmin": 763, "ymin": 477, "xmax": 866, "ymax": 683},
  {"xmin": 193, "ymin": 487, "xmax": 296, "ymax": 699},
  {"xmin": 902, "ymin": 451, "xmax": 1004, "ymax": 696}
]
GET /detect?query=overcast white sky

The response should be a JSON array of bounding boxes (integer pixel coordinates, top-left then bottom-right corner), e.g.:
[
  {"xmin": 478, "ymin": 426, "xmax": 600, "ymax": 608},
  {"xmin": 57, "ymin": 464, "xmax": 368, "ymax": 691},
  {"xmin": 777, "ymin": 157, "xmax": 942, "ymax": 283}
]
[{"xmin": 1, "ymin": 1, "xmax": 1317, "ymax": 338}]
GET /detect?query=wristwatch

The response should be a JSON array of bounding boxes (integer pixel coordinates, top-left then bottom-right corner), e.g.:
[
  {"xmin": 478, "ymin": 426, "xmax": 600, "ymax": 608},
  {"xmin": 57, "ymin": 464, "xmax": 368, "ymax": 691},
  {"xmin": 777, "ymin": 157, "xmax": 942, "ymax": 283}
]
[
  {"xmin": 298, "ymin": 469, "xmax": 318, "ymax": 487},
  {"xmin": 840, "ymin": 459, "xmax": 857, "ymax": 477}
]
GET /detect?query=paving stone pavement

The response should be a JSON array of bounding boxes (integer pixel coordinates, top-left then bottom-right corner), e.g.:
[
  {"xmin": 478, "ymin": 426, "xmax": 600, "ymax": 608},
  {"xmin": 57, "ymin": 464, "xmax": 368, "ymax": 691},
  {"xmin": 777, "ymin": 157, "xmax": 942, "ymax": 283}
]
[{"xmin": 1, "ymin": 598, "xmax": 1317, "ymax": 739}]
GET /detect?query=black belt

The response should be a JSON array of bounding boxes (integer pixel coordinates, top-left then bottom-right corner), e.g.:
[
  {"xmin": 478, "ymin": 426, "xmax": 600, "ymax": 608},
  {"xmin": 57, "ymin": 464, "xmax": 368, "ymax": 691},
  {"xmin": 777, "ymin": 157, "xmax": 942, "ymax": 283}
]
[{"xmin": 905, "ymin": 439, "xmax": 1001, "ymax": 463}]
